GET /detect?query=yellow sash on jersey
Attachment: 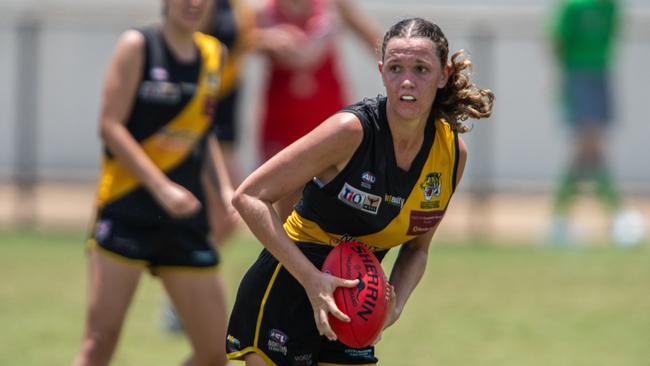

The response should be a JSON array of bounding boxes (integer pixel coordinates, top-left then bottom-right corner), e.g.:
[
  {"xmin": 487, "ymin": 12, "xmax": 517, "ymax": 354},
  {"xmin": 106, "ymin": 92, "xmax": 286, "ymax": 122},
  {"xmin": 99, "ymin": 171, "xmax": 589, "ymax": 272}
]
[
  {"xmin": 217, "ymin": 0, "xmax": 256, "ymax": 98},
  {"xmin": 284, "ymin": 118, "xmax": 458, "ymax": 250},
  {"xmin": 96, "ymin": 33, "xmax": 222, "ymax": 208}
]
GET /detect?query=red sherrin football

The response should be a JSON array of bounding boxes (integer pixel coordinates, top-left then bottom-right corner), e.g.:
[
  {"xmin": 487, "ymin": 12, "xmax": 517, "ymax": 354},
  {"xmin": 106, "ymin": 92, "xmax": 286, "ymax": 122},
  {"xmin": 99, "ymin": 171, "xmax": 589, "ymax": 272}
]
[{"xmin": 321, "ymin": 241, "xmax": 388, "ymax": 348}]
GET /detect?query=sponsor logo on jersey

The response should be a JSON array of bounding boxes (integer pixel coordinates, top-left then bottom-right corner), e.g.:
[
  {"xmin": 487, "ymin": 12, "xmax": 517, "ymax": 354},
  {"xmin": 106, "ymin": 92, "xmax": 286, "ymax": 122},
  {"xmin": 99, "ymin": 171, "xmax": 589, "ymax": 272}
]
[
  {"xmin": 139, "ymin": 81, "xmax": 181, "ymax": 104},
  {"xmin": 384, "ymin": 194, "xmax": 405, "ymax": 208},
  {"xmin": 338, "ymin": 183, "xmax": 382, "ymax": 215},
  {"xmin": 153, "ymin": 127, "xmax": 200, "ymax": 151},
  {"xmin": 407, "ymin": 210, "xmax": 445, "ymax": 235},
  {"xmin": 361, "ymin": 171, "xmax": 376, "ymax": 189},
  {"xmin": 180, "ymin": 82, "xmax": 197, "ymax": 95},
  {"xmin": 420, "ymin": 172, "xmax": 442, "ymax": 201}
]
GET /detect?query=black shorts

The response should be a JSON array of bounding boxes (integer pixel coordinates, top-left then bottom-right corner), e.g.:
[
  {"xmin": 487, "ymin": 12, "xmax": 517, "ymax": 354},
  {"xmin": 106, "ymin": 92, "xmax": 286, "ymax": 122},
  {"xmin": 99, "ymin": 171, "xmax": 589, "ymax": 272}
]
[
  {"xmin": 226, "ymin": 243, "xmax": 379, "ymax": 366},
  {"xmin": 89, "ymin": 215, "xmax": 219, "ymax": 270}
]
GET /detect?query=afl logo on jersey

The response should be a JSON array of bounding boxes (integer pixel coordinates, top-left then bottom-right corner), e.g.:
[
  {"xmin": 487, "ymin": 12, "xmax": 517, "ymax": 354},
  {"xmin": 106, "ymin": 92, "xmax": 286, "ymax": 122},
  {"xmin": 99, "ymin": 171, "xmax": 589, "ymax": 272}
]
[
  {"xmin": 420, "ymin": 172, "xmax": 442, "ymax": 201},
  {"xmin": 268, "ymin": 329, "xmax": 288, "ymax": 345},
  {"xmin": 150, "ymin": 67, "xmax": 168, "ymax": 81},
  {"xmin": 338, "ymin": 183, "xmax": 382, "ymax": 215},
  {"xmin": 361, "ymin": 171, "xmax": 376, "ymax": 189}
]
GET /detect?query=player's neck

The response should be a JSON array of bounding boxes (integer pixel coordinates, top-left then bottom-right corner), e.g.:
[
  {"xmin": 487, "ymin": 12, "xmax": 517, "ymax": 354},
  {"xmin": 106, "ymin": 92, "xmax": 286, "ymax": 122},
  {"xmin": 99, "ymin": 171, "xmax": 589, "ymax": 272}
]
[
  {"xmin": 386, "ymin": 112, "xmax": 428, "ymax": 146},
  {"xmin": 387, "ymin": 116, "xmax": 428, "ymax": 171},
  {"xmin": 161, "ymin": 24, "xmax": 197, "ymax": 62}
]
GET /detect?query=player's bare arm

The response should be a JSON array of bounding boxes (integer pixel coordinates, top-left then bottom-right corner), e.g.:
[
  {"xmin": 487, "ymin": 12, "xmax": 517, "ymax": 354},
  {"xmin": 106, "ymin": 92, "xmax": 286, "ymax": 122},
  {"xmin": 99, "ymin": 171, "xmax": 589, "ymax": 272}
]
[{"xmin": 231, "ymin": 112, "xmax": 364, "ymax": 339}]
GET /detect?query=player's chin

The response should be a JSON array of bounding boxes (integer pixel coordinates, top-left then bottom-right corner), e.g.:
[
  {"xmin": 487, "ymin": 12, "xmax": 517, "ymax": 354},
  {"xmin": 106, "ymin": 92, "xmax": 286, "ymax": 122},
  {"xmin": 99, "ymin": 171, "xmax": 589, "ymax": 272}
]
[
  {"xmin": 180, "ymin": 18, "xmax": 203, "ymax": 32},
  {"xmin": 396, "ymin": 107, "xmax": 424, "ymax": 121}
]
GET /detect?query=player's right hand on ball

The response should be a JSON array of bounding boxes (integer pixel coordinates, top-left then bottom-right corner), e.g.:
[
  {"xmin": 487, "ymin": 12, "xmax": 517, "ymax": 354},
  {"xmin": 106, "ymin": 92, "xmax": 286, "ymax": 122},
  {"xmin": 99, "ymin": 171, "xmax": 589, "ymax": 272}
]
[
  {"xmin": 304, "ymin": 271, "xmax": 358, "ymax": 341},
  {"xmin": 154, "ymin": 181, "xmax": 201, "ymax": 218}
]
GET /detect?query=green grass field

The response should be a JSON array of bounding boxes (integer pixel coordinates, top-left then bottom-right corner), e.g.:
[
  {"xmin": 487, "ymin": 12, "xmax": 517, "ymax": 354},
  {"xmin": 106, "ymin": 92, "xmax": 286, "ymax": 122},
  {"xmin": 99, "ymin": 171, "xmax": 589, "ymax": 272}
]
[{"xmin": 1, "ymin": 230, "xmax": 649, "ymax": 366}]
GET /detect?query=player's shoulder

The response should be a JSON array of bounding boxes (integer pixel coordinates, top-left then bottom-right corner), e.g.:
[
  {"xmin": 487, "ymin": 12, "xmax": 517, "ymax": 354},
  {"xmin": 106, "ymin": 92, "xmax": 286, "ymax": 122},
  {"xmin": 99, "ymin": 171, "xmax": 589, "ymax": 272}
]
[
  {"xmin": 330, "ymin": 111, "xmax": 364, "ymax": 136},
  {"xmin": 342, "ymin": 95, "xmax": 383, "ymax": 115},
  {"xmin": 340, "ymin": 95, "xmax": 385, "ymax": 130},
  {"xmin": 115, "ymin": 29, "xmax": 146, "ymax": 54},
  {"xmin": 107, "ymin": 29, "xmax": 147, "ymax": 69}
]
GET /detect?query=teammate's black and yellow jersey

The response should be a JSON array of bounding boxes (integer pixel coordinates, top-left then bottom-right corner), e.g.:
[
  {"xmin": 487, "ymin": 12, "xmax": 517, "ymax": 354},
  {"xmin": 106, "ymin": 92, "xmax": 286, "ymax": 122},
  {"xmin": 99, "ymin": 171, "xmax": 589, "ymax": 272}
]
[
  {"xmin": 208, "ymin": 0, "xmax": 256, "ymax": 142},
  {"xmin": 210, "ymin": 0, "xmax": 255, "ymax": 98},
  {"xmin": 95, "ymin": 27, "xmax": 224, "ymax": 226},
  {"xmin": 284, "ymin": 95, "xmax": 460, "ymax": 251}
]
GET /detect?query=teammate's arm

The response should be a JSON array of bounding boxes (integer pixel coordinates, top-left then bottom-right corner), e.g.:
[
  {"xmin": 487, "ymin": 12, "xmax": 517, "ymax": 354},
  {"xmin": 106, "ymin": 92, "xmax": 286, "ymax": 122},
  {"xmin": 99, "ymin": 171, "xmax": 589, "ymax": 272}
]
[
  {"xmin": 335, "ymin": 0, "xmax": 381, "ymax": 55},
  {"xmin": 231, "ymin": 112, "xmax": 364, "ymax": 341},
  {"xmin": 99, "ymin": 30, "xmax": 200, "ymax": 218},
  {"xmin": 202, "ymin": 134, "xmax": 239, "ymax": 245}
]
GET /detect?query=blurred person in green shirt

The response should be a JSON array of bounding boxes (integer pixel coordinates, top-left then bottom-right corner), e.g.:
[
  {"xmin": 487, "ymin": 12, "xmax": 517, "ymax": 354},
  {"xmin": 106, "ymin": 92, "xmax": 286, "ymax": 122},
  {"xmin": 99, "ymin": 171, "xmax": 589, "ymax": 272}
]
[{"xmin": 549, "ymin": 0, "xmax": 622, "ymax": 243}]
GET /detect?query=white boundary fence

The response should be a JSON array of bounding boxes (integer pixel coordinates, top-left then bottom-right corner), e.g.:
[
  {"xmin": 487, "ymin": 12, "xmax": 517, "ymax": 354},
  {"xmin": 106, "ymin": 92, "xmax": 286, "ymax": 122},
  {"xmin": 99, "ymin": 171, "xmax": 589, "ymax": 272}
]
[{"xmin": 0, "ymin": 3, "xmax": 649, "ymax": 228}]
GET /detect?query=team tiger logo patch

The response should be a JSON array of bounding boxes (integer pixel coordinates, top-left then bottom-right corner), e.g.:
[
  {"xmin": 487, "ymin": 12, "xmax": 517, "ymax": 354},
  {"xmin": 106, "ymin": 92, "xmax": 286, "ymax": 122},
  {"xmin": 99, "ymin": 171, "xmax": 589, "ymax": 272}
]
[{"xmin": 420, "ymin": 172, "xmax": 442, "ymax": 201}]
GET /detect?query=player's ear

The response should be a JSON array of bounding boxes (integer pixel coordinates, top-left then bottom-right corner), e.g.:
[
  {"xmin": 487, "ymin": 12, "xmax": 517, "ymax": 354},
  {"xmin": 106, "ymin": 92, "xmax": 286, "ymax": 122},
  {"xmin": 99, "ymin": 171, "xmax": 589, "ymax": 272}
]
[
  {"xmin": 379, "ymin": 62, "xmax": 386, "ymax": 87},
  {"xmin": 438, "ymin": 63, "xmax": 451, "ymax": 89}
]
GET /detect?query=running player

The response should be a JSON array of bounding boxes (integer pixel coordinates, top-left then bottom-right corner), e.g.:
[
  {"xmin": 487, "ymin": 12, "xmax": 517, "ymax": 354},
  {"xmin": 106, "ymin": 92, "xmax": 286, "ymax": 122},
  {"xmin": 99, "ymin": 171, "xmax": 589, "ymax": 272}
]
[{"xmin": 226, "ymin": 17, "xmax": 495, "ymax": 366}]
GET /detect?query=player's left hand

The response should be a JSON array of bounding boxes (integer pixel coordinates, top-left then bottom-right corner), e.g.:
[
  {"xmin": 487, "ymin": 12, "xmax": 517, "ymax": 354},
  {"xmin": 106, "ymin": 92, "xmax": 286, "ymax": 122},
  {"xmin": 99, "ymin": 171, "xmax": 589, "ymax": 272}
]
[{"xmin": 304, "ymin": 271, "xmax": 359, "ymax": 341}]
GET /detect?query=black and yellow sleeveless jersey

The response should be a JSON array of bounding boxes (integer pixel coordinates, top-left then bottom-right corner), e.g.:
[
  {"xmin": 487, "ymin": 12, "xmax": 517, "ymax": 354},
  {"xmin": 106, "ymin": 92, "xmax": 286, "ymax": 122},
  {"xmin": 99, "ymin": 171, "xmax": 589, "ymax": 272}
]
[
  {"xmin": 95, "ymin": 26, "xmax": 223, "ymax": 225},
  {"xmin": 209, "ymin": 0, "xmax": 255, "ymax": 98},
  {"xmin": 284, "ymin": 96, "xmax": 460, "ymax": 251}
]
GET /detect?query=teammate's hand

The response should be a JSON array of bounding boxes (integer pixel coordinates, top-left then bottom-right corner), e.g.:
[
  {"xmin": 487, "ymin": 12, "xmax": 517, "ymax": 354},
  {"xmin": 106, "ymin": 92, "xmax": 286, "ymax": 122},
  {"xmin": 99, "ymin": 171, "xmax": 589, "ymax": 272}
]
[
  {"xmin": 304, "ymin": 271, "xmax": 359, "ymax": 341},
  {"xmin": 154, "ymin": 181, "xmax": 202, "ymax": 218},
  {"xmin": 263, "ymin": 24, "xmax": 307, "ymax": 55}
]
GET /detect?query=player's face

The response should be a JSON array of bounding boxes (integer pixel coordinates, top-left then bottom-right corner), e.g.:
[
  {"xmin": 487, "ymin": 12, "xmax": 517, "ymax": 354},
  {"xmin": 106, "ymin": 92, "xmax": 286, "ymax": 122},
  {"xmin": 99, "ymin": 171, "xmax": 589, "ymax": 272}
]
[
  {"xmin": 165, "ymin": 0, "xmax": 211, "ymax": 32},
  {"xmin": 379, "ymin": 37, "xmax": 449, "ymax": 122}
]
